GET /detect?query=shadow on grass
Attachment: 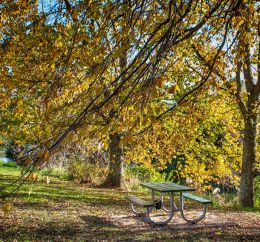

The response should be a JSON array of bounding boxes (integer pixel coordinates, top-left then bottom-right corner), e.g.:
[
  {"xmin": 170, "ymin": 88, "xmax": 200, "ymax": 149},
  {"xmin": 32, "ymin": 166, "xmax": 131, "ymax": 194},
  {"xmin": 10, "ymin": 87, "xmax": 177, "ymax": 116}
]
[
  {"xmin": 14, "ymin": 201, "xmax": 55, "ymax": 211},
  {"xmin": 1, "ymin": 217, "xmax": 259, "ymax": 241},
  {"xmin": 0, "ymin": 221, "xmax": 82, "ymax": 240},
  {"xmin": 12, "ymin": 191, "xmax": 128, "ymax": 208},
  {"xmin": 80, "ymin": 215, "xmax": 117, "ymax": 228}
]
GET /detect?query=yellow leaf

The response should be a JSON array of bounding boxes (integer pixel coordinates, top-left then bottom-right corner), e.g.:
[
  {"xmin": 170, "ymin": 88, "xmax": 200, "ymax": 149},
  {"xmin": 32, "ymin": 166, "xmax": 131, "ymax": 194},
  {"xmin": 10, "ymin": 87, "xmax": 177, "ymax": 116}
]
[
  {"xmin": 54, "ymin": 39, "xmax": 63, "ymax": 48},
  {"xmin": 51, "ymin": 63, "xmax": 55, "ymax": 70},
  {"xmin": 67, "ymin": 23, "xmax": 72, "ymax": 29},
  {"xmin": 154, "ymin": 106, "xmax": 161, "ymax": 115},
  {"xmin": 120, "ymin": 137, "xmax": 127, "ymax": 146},
  {"xmin": 150, "ymin": 88, "xmax": 158, "ymax": 98},
  {"xmin": 120, "ymin": 134, "xmax": 134, "ymax": 146},
  {"xmin": 2, "ymin": 202, "xmax": 13, "ymax": 213},
  {"xmin": 175, "ymin": 84, "xmax": 181, "ymax": 93},
  {"xmin": 64, "ymin": 89, "xmax": 69, "ymax": 96},
  {"xmin": 28, "ymin": 173, "xmax": 35, "ymax": 181},
  {"xmin": 100, "ymin": 125, "xmax": 109, "ymax": 135},
  {"xmin": 103, "ymin": 142, "xmax": 109, "ymax": 150},
  {"xmin": 237, "ymin": 20, "xmax": 244, "ymax": 27}
]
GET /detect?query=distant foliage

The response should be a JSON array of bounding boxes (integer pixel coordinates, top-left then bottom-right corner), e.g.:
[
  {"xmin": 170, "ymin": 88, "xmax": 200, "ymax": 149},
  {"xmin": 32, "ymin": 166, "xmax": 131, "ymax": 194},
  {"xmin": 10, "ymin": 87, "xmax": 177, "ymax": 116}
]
[
  {"xmin": 39, "ymin": 168, "xmax": 68, "ymax": 180},
  {"xmin": 125, "ymin": 164, "xmax": 167, "ymax": 183},
  {"xmin": 67, "ymin": 155, "xmax": 104, "ymax": 185}
]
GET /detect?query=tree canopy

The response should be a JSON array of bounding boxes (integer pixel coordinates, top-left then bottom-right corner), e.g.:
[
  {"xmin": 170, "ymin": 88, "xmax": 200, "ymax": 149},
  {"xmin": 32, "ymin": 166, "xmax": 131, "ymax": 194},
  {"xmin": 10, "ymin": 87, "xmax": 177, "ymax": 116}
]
[{"xmin": 0, "ymin": 0, "xmax": 259, "ymax": 207}]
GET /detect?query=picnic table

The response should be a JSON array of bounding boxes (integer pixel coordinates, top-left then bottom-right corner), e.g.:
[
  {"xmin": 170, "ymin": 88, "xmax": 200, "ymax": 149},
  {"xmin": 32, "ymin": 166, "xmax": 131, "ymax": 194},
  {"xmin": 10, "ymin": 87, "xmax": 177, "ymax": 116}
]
[{"xmin": 126, "ymin": 182, "xmax": 212, "ymax": 225}]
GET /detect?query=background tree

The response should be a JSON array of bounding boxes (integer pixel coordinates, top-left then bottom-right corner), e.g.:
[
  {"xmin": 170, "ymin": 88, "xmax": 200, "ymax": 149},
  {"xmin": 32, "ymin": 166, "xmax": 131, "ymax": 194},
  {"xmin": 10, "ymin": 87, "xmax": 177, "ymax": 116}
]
[{"xmin": 191, "ymin": 2, "xmax": 259, "ymax": 207}]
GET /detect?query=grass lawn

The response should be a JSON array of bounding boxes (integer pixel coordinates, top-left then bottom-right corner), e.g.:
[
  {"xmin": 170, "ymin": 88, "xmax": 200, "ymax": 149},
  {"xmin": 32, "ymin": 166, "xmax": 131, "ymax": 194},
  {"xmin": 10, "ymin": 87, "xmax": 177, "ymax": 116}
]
[{"xmin": 0, "ymin": 162, "xmax": 260, "ymax": 241}]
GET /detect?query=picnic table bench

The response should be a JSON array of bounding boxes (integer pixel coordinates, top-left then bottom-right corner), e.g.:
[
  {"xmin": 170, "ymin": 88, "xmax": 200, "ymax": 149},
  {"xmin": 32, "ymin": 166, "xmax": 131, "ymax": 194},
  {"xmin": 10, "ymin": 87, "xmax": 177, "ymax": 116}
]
[{"xmin": 126, "ymin": 182, "xmax": 212, "ymax": 225}]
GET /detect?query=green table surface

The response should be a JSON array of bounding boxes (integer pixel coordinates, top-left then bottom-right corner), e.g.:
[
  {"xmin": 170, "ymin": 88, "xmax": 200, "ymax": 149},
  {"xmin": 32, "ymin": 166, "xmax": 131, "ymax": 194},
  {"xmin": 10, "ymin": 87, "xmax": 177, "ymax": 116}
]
[{"xmin": 141, "ymin": 182, "xmax": 195, "ymax": 192}]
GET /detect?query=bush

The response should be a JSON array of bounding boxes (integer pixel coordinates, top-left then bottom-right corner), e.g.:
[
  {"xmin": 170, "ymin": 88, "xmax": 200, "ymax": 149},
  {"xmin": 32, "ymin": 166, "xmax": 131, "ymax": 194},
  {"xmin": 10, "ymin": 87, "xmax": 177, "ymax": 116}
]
[
  {"xmin": 67, "ymin": 156, "xmax": 102, "ymax": 184},
  {"xmin": 39, "ymin": 168, "xmax": 68, "ymax": 180},
  {"xmin": 123, "ymin": 164, "xmax": 168, "ymax": 191},
  {"xmin": 125, "ymin": 164, "xmax": 167, "ymax": 182}
]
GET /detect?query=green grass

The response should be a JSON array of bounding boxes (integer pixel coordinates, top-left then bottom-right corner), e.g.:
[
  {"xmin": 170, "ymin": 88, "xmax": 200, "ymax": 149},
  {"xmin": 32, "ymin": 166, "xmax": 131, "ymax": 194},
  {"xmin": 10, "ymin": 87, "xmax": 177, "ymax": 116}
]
[
  {"xmin": 0, "ymin": 161, "xmax": 21, "ymax": 176},
  {"xmin": 0, "ymin": 162, "xmax": 128, "ymax": 206}
]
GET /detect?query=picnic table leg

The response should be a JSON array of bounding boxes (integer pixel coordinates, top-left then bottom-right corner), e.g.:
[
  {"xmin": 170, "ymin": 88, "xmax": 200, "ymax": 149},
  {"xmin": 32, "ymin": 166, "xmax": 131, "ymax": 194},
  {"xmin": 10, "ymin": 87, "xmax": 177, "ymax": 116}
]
[
  {"xmin": 130, "ymin": 203, "xmax": 147, "ymax": 216},
  {"xmin": 146, "ymin": 192, "xmax": 174, "ymax": 225},
  {"xmin": 161, "ymin": 192, "xmax": 179, "ymax": 213},
  {"xmin": 129, "ymin": 190, "xmax": 155, "ymax": 216},
  {"xmin": 179, "ymin": 192, "xmax": 208, "ymax": 224},
  {"xmin": 151, "ymin": 189, "xmax": 155, "ymax": 203}
]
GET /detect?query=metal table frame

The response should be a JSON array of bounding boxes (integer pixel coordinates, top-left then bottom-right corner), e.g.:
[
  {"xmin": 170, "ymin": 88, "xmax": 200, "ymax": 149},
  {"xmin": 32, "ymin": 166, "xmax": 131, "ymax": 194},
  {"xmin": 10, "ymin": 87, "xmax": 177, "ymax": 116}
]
[{"xmin": 130, "ymin": 182, "xmax": 208, "ymax": 225}]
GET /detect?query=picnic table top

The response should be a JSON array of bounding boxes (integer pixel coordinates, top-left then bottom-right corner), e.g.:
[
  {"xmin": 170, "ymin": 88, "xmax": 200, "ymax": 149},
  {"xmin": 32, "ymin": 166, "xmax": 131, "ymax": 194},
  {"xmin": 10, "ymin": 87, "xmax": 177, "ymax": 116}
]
[{"xmin": 141, "ymin": 182, "xmax": 195, "ymax": 192}]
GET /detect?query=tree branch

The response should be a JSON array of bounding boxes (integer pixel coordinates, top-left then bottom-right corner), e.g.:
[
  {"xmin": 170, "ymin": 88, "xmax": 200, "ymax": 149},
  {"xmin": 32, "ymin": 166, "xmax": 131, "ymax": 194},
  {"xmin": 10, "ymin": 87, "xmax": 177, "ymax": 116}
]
[{"xmin": 235, "ymin": 61, "xmax": 248, "ymax": 119}]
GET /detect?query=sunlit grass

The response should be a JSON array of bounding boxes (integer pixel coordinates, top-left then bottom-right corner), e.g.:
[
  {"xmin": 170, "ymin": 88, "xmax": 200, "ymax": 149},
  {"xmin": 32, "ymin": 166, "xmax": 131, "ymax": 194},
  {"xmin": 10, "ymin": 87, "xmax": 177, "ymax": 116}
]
[
  {"xmin": 0, "ymin": 162, "xmax": 126, "ymax": 206},
  {"xmin": 0, "ymin": 161, "xmax": 21, "ymax": 176}
]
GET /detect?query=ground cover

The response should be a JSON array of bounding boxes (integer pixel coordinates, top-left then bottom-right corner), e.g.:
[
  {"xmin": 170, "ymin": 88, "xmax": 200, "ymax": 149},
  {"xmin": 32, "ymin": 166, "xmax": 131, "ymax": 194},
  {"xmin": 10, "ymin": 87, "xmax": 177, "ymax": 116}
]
[{"xmin": 0, "ymin": 163, "xmax": 259, "ymax": 241}]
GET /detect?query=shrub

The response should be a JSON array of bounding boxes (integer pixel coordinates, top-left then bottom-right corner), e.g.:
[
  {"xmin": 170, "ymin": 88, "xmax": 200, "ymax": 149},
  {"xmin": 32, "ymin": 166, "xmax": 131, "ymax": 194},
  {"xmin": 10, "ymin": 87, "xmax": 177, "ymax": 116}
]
[
  {"xmin": 123, "ymin": 164, "xmax": 168, "ymax": 190},
  {"xmin": 126, "ymin": 164, "xmax": 168, "ymax": 182},
  {"xmin": 39, "ymin": 168, "xmax": 68, "ymax": 180},
  {"xmin": 67, "ymin": 155, "xmax": 102, "ymax": 184}
]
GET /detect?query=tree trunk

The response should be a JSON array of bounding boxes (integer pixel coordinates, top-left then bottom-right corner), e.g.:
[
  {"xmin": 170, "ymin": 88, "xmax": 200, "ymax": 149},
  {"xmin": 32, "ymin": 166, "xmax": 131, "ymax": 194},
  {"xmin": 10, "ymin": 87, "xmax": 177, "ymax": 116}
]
[
  {"xmin": 236, "ymin": 20, "xmax": 259, "ymax": 207},
  {"xmin": 101, "ymin": 10, "xmax": 129, "ymax": 188},
  {"xmin": 239, "ymin": 113, "xmax": 258, "ymax": 207},
  {"xmin": 102, "ymin": 133, "xmax": 123, "ymax": 188}
]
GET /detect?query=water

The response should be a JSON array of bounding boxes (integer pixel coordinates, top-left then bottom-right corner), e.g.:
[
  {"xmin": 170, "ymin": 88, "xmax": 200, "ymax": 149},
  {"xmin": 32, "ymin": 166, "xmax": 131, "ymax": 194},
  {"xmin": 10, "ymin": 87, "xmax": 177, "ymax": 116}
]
[
  {"xmin": 0, "ymin": 146, "xmax": 13, "ymax": 162},
  {"xmin": 0, "ymin": 157, "xmax": 13, "ymax": 162}
]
